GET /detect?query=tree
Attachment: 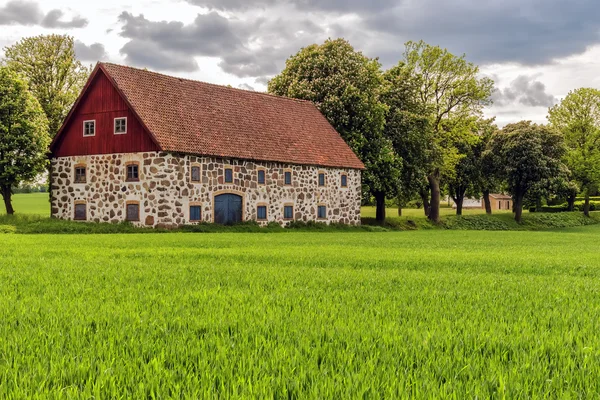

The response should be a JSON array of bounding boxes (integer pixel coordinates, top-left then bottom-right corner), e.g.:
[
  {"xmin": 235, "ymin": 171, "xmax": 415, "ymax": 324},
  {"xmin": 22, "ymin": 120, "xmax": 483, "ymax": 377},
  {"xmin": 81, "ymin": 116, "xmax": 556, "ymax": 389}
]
[
  {"xmin": 2, "ymin": 34, "xmax": 90, "ymax": 137},
  {"xmin": 548, "ymin": 88, "xmax": 600, "ymax": 216},
  {"xmin": 486, "ymin": 121, "xmax": 565, "ymax": 222},
  {"xmin": 380, "ymin": 63, "xmax": 432, "ymax": 217},
  {"xmin": 0, "ymin": 67, "xmax": 50, "ymax": 215},
  {"xmin": 400, "ymin": 41, "xmax": 494, "ymax": 222},
  {"xmin": 445, "ymin": 117, "xmax": 497, "ymax": 215},
  {"xmin": 269, "ymin": 38, "xmax": 401, "ymax": 222}
]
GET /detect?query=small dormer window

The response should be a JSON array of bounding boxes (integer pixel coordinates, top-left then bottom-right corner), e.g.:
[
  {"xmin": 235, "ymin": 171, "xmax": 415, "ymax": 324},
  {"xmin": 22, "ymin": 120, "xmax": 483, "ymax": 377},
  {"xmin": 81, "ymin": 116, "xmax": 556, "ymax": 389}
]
[
  {"xmin": 83, "ymin": 120, "xmax": 95, "ymax": 137},
  {"xmin": 114, "ymin": 117, "xmax": 127, "ymax": 134}
]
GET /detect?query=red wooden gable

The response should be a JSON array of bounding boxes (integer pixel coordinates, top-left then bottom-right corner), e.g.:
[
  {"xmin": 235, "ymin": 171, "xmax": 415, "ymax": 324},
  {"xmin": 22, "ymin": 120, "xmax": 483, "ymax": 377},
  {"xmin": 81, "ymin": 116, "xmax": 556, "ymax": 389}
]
[{"xmin": 51, "ymin": 67, "xmax": 160, "ymax": 157}]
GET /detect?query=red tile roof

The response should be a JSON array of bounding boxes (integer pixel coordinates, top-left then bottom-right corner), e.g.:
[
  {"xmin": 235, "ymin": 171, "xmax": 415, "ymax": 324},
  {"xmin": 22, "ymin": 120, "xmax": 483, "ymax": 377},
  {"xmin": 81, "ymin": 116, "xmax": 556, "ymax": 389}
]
[{"xmin": 98, "ymin": 63, "xmax": 364, "ymax": 169}]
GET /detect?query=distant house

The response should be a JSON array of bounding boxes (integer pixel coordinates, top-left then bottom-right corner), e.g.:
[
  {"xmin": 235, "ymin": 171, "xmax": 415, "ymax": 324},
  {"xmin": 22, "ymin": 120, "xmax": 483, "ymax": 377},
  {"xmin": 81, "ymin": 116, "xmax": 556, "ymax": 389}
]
[
  {"xmin": 449, "ymin": 194, "xmax": 513, "ymax": 211},
  {"xmin": 486, "ymin": 194, "xmax": 513, "ymax": 212},
  {"xmin": 49, "ymin": 63, "xmax": 364, "ymax": 227}
]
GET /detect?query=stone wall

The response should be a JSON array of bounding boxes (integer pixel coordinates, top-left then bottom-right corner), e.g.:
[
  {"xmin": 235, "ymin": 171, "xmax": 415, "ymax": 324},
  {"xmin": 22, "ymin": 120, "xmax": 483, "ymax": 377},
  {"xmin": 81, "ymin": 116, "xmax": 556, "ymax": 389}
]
[{"xmin": 51, "ymin": 152, "xmax": 362, "ymax": 227}]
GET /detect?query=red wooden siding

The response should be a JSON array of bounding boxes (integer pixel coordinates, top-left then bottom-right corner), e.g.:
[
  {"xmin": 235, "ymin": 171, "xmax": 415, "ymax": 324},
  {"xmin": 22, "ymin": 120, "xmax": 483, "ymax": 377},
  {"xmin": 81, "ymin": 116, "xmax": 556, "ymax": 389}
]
[{"xmin": 52, "ymin": 70, "xmax": 160, "ymax": 157}]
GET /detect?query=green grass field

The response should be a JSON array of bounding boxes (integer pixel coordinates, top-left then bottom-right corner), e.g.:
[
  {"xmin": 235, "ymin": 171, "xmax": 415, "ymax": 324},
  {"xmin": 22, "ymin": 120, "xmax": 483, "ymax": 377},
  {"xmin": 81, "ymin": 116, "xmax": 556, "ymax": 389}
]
[
  {"xmin": 2, "ymin": 228, "xmax": 600, "ymax": 397},
  {"xmin": 0, "ymin": 192, "xmax": 49, "ymax": 215}
]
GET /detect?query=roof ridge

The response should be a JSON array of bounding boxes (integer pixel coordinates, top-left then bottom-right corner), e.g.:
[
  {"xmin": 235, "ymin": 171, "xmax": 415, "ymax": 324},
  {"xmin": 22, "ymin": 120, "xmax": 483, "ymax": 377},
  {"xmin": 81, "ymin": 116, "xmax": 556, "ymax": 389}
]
[{"xmin": 100, "ymin": 62, "xmax": 314, "ymax": 106}]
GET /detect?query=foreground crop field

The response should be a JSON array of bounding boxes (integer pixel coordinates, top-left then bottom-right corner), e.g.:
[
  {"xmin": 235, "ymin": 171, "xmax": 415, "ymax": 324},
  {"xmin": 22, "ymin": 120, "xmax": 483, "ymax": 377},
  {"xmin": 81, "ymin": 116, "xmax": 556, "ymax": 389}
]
[{"xmin": 2, "ymin": 228, "xmax": 600, "ymax": 398}]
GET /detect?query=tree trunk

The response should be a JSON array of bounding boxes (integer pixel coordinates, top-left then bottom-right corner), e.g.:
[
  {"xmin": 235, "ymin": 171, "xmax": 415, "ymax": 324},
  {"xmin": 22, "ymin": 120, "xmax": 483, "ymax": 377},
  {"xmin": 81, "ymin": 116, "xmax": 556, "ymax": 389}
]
[
  {"xmin": 535, "ymin": 197, "xmax": 542, "ymax": 213},
  {"xmin": 428, "ymin": 172, "xmax": 441, "ymax": 223},
  {"xmin": 451, "ymin": 187, "xmax": 466, "ymax": 216},
  {"xmin": 375, "ymin": 192, "xmax": 386, "ymax": 223},
  {"xmin": 419, "ymin": 188, "xmax": 430, "ymax": 217},
  {"xmin": 397, "ymin": 206, "xmax": 402, "ymax": 217},
  {"xmin": 1, "ymin": 185, "xmax": 14, "ymax": 215},
  {"xmin": 584, "ymin": 192, "xmax": 590, "ymax": 217},
  {"xmin": 483, "ymin": 189, "xmax": 492, "ymax": 215},
  {"xmin": 514, "ymin": 192, "xmax": 524, "ymax": 223},
  {"xmin": 567, "ymin": 193, "xmax": 576, "ymax": 212}
]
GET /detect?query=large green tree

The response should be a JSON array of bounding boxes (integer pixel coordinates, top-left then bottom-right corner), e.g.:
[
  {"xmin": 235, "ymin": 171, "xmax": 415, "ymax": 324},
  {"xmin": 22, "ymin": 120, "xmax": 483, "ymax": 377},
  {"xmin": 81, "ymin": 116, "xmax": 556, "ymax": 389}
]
[
  {"xmin": 548, "ymin": 88, "xmax": 600, "ymax": 216},
  {"xmin": 486, "ymin": 121, "xmax": 565, "ymax": 222},
  {"xmin": 2, "ymin": 34, "xmax": 90, "ymax": 137},
  {"xmin": 269, "ymin": 38, "xmax": 401, "ymax": 221},
  {"xmin": 381, "ymin": 63, "xmax": 432, "ymax": 216},
  {"xmin": 445, "ymin": 117, "xmax": 497, "ymax": 215},
  {"xmin": 400, "ymin": 41, "xmax": 494, "ymax": 222},
  {"xmin": 0, "ymin": 67, "xmax": 50, "ymax": 214}
]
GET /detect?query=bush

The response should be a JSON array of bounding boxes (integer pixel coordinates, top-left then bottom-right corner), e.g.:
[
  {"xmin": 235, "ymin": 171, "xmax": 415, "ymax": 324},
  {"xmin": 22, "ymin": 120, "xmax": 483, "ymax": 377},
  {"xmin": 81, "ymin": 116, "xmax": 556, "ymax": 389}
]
[{"xmin": 574, "ymin": 201, "xmax": 599, "ymax": 212}]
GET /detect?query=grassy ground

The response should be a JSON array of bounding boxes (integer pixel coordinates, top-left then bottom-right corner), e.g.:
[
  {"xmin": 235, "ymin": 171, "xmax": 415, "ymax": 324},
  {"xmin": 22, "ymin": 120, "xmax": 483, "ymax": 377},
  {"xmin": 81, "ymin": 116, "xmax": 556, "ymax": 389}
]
[
  {"xmin": 0, "ymin": 192, "xmax": 49, "ymax": 215},
  {"xmin": 2, "ymin": 228, "xmax": 600, "ymax": 397}
]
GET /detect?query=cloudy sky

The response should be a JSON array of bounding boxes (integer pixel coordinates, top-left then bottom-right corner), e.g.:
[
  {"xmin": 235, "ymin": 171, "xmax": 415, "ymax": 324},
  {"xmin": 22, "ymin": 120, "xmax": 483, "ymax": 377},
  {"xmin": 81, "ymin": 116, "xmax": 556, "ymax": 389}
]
[{"xmin": 2, "ymin": 0, "xmax": 600, "ymax": 126}]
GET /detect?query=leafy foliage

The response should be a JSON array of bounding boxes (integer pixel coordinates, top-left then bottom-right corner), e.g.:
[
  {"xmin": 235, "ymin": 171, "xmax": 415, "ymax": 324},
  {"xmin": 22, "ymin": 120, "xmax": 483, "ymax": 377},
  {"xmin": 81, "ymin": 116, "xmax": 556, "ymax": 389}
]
[
  {"xmin": 548, "ymin": 88, "xmax": 600, "ymax": 215},
  {"xmin": 268, "ymin": 39, "xmax": 401, "ymax": 220},
  {"xmin": 2, "ymin": 34, "xmax": 90, "ymax": 137},
  {"xmin": 400, "ymin": 41, "xmax": 495, "ymax": 222},
  {"xmin": 0, "ymin": 67, "xmax": 50, "ymax": 214},
  {"xmin": 487, "ymin": 121, "xmax": 566, "ymax": 222}
]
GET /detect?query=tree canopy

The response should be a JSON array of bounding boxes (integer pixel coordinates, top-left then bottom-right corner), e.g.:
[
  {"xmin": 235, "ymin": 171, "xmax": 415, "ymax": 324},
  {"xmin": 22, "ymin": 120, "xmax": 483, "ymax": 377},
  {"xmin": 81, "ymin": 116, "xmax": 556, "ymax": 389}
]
[
  {"xmin": 0, "ymin": 67, "xmax": 50, "ymax": 215},
  {"xmin": 399, "ymin": 40, "xmax": 495, "ymax": 222},
  {"xmin": 548, "ymin": 88, "xmax": 600, "ymax": 216},
  {"xmin": 2, "ymin": 34, "xmax": 90, "ymax": 137},
  {"xmin": 268, "ymin": 38, "xmax": 401, "ymax": 221},
  {"xmin": 486, "ymin": 121, "xmax": 565, "ymax": 222}
]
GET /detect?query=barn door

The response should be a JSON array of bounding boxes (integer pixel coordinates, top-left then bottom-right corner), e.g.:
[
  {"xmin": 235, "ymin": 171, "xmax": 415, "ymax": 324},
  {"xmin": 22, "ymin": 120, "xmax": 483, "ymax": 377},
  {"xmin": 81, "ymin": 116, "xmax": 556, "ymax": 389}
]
[{"xmin": 214, "ymin": 194, "xmax": 242, "ymax": 225}]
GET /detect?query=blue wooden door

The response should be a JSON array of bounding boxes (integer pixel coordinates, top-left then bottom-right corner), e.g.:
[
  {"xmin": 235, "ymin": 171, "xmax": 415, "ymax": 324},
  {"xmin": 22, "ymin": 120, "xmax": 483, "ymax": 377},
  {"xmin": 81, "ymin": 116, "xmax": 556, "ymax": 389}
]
[{"xmin": 214, "ymin": 194, "xmax": 242, "ymax": 225}]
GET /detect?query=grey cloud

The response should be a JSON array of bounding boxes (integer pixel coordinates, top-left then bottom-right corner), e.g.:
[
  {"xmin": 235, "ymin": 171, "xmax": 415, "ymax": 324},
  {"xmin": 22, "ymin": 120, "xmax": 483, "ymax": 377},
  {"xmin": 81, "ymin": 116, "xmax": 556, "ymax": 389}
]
[
  {"xmin": 120, "ymin": 40, "xmax": 200, "ymax": 72},
  {"xmin": 117, "ymin": 11, "xmax": 324, "ymax": 78},
  {"xmin": 118, "ymin": 11, "xmax": 246, "ymax": 71},
  {"xmin": 238, "ymin": 83, "xmax": 255, "ymax": 91},
  {"xmin": 492, "ymin": 75, "xmax": 557, "ymax": 107},
  {"xmin": 184, "ymin": 0, "xmax": 396, "ymax": 13},
  {"xmin": 75, "ymin": 41, "xmax": 108, "ymax": 62},
  {"xmin": 362, "ymin": 0, "xmax": 600, "ymax": 66},
  {"xmin": 0, "ymin": 0, "xmax": 42, "ymax": 25},
  {"xmin": 0, "ymin": 0, "xmax": 87, "ymax": 28}
]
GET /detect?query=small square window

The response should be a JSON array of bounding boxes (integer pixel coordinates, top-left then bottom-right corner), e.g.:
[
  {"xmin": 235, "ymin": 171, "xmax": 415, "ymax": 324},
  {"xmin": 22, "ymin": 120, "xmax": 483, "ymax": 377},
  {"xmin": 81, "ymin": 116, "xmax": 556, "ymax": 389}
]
[
  {"xmin": 257, "ymin": 205, "xmax": 267, "ymax": 220},
  {"xmin": 74, "ymin": 203, "xmax": 86, "ymax": 220},
  {"xmin": 284, "ymin": 205, "xmax": 294, "ymax": 220},
  {"xmin": 126, "ymin": 203, "xmax": 140, "ymax": 221},
  {"xmin": 83, "ymin": 120, "xmax": 95, "ymax": 136},
  {"xmin": 318, "ymin": 173, "xmax": 325, "ymax": 187},
  {"xmin": 114, "ymin": 117, "xmax": 127, "ymax": 134},
  {"xmin": 191, "ymin": 166, "xmax": 201, "ymax": 182},
  {"xmin": 284, "ymin": 171, "xmax": 292, "ymax": 185},
  {"xmin": 258, "ymin": 170, "xmax": 266, "ymax": 185},
  {"xmin": 341, "ymin": 174, "xmax": 348, "ymax": 188},
  {"xmin": 190, "ymin": 205, "xmax": 201, "ymax": 221},
  {"xmin": 126, "ymin": 164, "xmax": 139, "ymax": 181},
  {"xmin": 318, "ymin": 205, "xmax": 327, "ymax": 219},
  {"xmin": 225, "ymin": 168, "xmax": 233, "ymax": 183},
  {"xmin": 74, "ymin": 167, "xmax": 86, "ymax": 183}
]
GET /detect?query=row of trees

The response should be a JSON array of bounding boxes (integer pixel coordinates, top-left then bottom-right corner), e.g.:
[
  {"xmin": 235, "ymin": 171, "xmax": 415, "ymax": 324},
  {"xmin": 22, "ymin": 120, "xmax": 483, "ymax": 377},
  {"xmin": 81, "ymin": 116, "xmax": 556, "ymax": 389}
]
[
  {"xmin": 269, "ymin": 39, "xmax": 600, "ymax": 222},
  {"xmin": 1, "ymin": 34, "xmax": 599, "ymax": 221},
  {"xmin": 1, "ymin": 35, "xmax": 89, "ymax": 214}
]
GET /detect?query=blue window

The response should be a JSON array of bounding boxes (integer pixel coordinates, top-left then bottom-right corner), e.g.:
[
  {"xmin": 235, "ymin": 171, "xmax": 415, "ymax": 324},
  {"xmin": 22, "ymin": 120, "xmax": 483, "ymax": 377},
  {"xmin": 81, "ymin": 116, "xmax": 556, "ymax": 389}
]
[
  {"xmin": 341, "ymin": 174, "xmax": 348, "ymax": 187},
  {"xmin": 190, "ymin": 205, "xmax": 201, "ymax": 221},
  {"xmin": 258, "ymin": 170, "xmax": 265, "ymax": 184},
  {"xmin": 284, "ymin": 205, "xmax": 294, "ymax": 220},
  {"xmin": 225, "ymin": 168, "xmax": 233, "ymax": 183},
  {"xmin": 318, "ymin": 173, "xmax": 325, "ymax": 187},
  {"xmin": 318, "ymin": 205, "xmax": 327, "ymax": 219},
  {"xmin": 257, "ymin": 205, "xmax": 267, "ymax": 220},
  {"xmin": 284, "ymin": 171, "xmax": 292, "ymax": 185}
]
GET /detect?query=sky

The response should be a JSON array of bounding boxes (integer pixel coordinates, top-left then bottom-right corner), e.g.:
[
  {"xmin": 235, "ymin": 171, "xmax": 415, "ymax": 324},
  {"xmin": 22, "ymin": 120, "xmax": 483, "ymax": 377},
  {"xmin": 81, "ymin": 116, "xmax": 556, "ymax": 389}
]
[{"xmin": 2, "ymin": 0, "xmax": 600, "ymax": 126}]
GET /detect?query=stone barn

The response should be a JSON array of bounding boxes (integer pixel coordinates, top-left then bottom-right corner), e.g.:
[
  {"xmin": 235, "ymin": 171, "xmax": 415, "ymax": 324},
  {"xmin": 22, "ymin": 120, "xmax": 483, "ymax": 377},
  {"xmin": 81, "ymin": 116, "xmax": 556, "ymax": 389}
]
[{"xmin": 49, "ymin": 63, "xmax": 364, "ymax": 227}]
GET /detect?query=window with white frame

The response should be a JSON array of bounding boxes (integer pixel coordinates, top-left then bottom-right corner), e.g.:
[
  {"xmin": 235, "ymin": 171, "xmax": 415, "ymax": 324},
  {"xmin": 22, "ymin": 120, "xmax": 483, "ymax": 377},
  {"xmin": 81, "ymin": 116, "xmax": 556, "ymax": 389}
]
[
  {"xmin": 83, "ymin": 120, "xmax": 95, "ymax": 137},
  {"xmin": 114, "ymin": 117, "xmax": 127, "ymax": 134}
]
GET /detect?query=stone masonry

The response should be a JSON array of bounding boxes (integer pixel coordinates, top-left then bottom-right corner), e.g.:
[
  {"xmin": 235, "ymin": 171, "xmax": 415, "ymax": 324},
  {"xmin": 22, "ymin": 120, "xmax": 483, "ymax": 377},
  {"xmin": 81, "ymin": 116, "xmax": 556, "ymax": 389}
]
[{"xmin": 51, "ymin": 152, "xmax": 362, "ymax": 227}]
